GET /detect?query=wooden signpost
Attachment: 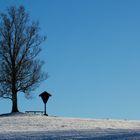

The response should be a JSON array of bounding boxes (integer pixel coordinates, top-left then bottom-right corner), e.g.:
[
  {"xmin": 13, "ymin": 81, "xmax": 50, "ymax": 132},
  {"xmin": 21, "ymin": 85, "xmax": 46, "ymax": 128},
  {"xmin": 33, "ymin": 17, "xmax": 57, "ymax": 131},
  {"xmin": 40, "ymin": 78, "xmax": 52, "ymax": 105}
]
[{"xmin": 39, "ymin": 91, "xmax": 52, "ymax": 116}]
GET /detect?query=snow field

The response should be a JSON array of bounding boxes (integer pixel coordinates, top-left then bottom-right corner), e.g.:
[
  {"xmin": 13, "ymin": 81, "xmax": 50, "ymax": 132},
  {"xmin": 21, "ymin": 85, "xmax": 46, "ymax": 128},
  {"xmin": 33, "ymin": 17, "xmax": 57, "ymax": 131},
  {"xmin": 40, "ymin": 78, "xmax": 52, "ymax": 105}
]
[
  {"xmin": 0, "ymin": 114, "xmax": 140, "ymax": 132},
  {"xmin": 1, "ymin": 114, "xmax": 140, "ymax": 139}
]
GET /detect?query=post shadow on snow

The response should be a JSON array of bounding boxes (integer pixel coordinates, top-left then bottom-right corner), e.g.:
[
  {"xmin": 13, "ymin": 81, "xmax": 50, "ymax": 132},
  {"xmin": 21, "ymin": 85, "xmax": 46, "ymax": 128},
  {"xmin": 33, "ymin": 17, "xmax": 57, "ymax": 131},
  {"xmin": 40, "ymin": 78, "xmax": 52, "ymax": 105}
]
[
  {"xmin": 1, "ymin": 129, "xmax": 140, "ymax": 140},
  {"xmin": 39, "ymin": 91, "xmax": 52, "ymax": 116},
  {"xmin": 0, "ymin": 112, "xmax": 24, "ymax": 117}
]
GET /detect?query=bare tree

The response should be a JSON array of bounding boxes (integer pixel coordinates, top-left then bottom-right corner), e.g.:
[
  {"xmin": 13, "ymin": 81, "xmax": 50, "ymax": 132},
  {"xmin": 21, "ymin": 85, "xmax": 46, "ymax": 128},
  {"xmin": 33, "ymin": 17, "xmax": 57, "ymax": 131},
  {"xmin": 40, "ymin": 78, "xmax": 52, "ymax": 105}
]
[{"xmin": 0, "ymin": 6, "xmax": 47, "ymax": 112}]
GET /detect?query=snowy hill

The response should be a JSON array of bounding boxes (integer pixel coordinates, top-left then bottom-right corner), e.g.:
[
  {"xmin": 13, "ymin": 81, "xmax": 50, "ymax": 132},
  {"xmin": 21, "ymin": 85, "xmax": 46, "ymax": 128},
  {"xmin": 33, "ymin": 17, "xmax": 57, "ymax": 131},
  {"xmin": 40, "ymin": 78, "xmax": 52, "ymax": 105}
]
[{"xmin": 1, "ymin": 113, "xmax": 140, "ymax": 139}]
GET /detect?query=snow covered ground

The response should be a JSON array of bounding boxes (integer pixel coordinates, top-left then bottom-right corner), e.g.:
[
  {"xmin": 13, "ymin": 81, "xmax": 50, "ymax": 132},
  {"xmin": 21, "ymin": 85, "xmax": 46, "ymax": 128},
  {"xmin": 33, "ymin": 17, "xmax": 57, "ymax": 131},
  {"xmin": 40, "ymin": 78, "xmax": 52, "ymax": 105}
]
[{"xmin": 1, "ymin": 113, "xmax": 140, "ymax": 139}]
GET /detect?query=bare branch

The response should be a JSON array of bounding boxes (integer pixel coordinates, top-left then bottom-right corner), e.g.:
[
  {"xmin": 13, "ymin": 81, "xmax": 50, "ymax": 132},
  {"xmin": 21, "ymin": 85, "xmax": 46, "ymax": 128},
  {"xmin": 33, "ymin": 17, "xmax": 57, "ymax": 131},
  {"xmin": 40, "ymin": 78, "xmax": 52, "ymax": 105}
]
[{"xmin": 0, "ymin": 5, "xmax": 47, "ymax": 111}]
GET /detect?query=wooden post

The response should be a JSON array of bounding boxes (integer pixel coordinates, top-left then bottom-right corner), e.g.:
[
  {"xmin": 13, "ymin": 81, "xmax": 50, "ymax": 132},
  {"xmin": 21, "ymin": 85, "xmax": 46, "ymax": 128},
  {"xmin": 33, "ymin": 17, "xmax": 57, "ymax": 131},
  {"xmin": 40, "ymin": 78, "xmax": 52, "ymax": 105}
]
[{"xmin": 44, "ymin": 103, "xmax": 47, "ymax": 116}]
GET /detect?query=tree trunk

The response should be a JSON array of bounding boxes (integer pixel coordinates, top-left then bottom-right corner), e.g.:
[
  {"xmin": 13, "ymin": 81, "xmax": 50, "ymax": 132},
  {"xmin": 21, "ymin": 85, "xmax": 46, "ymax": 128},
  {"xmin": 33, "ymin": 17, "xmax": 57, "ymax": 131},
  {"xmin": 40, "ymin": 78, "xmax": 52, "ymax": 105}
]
[{"xmin": 11, "ymin": 92, "xmax": 19, "ymax": 113}]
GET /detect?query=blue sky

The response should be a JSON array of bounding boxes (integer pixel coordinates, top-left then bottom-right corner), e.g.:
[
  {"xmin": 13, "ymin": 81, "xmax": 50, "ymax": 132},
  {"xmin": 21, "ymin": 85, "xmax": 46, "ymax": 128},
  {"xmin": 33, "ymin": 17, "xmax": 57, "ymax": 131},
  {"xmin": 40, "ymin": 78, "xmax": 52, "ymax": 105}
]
[{"xmin": 0, "ymin": 0, "xmax": 140, "ymax": 120}]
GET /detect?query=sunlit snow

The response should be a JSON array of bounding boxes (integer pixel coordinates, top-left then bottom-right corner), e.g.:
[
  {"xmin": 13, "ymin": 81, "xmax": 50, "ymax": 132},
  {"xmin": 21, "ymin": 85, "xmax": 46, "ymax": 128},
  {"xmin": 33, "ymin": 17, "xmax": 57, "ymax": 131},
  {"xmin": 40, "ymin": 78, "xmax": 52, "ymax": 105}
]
[{"xmin": 0, "ymin": 113, "xmax": 140, "ymax": 139}]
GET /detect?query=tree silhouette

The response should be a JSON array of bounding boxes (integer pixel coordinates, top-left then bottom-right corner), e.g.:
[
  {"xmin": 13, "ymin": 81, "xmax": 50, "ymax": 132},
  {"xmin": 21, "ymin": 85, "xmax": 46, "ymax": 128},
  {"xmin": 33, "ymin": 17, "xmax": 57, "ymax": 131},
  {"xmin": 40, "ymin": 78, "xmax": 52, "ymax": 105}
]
[{"xmin": 0, "ymin": 6, "xmax": 47, "ymax": 112}]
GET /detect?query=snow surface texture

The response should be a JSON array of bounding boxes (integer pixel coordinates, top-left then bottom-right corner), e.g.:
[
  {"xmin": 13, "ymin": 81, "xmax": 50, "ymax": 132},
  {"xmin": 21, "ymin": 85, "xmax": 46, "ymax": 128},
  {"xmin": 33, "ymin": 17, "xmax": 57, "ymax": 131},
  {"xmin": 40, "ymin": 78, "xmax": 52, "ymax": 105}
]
[{"xmin": 1, "ymin": 113, "xmax": 140, "ymax": 139}]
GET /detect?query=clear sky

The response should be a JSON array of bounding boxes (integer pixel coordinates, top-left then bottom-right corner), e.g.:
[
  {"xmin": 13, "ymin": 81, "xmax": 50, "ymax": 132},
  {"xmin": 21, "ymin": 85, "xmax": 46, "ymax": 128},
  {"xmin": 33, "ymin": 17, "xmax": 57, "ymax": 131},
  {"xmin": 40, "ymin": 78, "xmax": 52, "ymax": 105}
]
[{"xmin": 0, "ymin": 0, "xmax": 140, "ymax": 120}]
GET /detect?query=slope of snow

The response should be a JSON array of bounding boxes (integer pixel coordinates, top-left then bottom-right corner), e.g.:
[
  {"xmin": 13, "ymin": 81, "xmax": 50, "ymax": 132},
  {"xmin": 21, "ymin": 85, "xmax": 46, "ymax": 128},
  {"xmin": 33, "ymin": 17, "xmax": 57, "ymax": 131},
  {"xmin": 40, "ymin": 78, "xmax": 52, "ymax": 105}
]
[{"xmin": 0, "ymin": 113, "xmax": 140, "ymax": 139}]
